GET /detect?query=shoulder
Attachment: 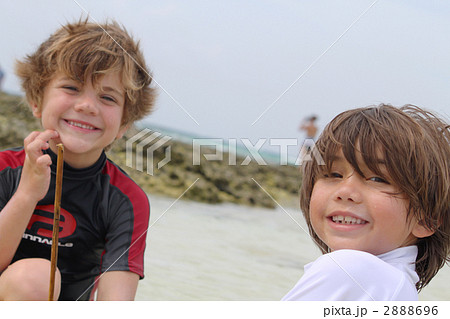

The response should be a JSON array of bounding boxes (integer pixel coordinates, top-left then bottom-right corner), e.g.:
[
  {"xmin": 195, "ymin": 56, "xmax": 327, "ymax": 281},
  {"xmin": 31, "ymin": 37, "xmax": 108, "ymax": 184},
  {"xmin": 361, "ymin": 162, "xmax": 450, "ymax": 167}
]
[
  {"xmin": 283, "ymin": 249, "xmax": 417, "ymax": 301},
  {"xmin": 103, "ymin": 159, "xmax": 147, "ymax": 197},
  {"xmin": 314, "ymin": 249, "xmax": 385, "ymax": 271},
  {"xmin": 315, "ymin": 250, "xmax": 417, "ymax": 299},
  {"xmin": 102, "ymin": 158, "xmax": 150, "ymax": 215},
  {"xmin": 0, "ymin": 147, "xmax": 25, "ymax": 171},
  {"xmin": 305, "ymin": 249, "xmax": 394, "ymax": 291}
]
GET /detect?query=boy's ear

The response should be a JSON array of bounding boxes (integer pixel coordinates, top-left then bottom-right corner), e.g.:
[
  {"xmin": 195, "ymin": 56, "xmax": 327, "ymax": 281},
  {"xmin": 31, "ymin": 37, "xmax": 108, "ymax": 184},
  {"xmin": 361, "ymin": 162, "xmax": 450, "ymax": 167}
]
[
  {"xmin": 412, "ymin": 221, "xmax": 435, "ymax": 239},
  {"xmin": 31, "ymin": 102, "xmax": 42, "ymax": 118}
]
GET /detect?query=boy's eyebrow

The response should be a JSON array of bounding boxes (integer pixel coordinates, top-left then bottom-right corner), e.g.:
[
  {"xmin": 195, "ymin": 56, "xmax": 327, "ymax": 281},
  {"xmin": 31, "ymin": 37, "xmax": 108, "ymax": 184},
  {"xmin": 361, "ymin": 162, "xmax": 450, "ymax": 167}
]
[
  {"xmin": 102, "ymin": 86, "xmax": 124, "ymax": 97},
  {"xmin": 57, "ymin": 76, "xmax": 76, "ymax": 83}
]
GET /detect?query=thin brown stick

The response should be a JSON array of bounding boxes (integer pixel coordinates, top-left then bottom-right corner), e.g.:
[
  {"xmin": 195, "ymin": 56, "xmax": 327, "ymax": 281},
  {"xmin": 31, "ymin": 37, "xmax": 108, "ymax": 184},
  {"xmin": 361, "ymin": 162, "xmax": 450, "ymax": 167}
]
[{"xmin": 48, "ymin": 144, "xmax": 64, "ymax": 301}]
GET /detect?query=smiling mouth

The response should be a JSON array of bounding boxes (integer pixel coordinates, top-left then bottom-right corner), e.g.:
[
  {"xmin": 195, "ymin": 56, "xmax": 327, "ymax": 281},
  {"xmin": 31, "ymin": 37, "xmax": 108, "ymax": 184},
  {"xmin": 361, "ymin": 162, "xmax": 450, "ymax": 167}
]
[
  {"xmin": 66, "ymin": 120, "xmax": 97, "ymax": 130},
  {"xmin": 331, "ymin": 215, "xmax": 367, "ymax": 225}
]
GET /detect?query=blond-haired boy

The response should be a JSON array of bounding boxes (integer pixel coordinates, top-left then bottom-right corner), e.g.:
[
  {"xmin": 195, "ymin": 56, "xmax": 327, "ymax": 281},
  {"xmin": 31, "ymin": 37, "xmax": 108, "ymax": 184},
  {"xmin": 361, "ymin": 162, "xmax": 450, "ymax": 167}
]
[{"xmin": 0, "ymin": 19, "xmax": 156, "ymax": 300}]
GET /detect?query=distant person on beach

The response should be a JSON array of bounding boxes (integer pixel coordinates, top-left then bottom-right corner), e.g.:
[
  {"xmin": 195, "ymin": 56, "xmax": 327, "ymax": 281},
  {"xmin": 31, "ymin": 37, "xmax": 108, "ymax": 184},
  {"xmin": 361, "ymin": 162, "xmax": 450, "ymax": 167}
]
[
  {"xmin": 299, "ymin": 115, "xmax": 318, "ymax": 157},
  {"xmin": 283, "ymin": 104, "xmax": 450, "ymax": 301},
  {"xmin": 299, "ymin": 115, "xmax": 318, "ymax": 140},
  {"xmin": 0, "ymin": 19, "xmax": 156, "ymax": 300}
]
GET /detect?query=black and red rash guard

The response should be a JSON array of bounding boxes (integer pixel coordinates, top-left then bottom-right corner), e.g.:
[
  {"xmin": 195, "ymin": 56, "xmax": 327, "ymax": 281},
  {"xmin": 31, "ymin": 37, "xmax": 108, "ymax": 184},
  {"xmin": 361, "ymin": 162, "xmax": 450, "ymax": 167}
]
[{"xmin": 0, "ymin": 147, "xmax": 150, "ymax": 300}]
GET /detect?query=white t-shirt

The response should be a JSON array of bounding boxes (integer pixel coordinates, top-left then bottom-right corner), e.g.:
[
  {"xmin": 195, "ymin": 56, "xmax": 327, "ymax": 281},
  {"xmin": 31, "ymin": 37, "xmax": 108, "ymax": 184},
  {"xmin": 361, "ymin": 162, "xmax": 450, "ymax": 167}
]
[{"xmin": 282, "ymin": 246, "xmax": 419, "ymax": 301}]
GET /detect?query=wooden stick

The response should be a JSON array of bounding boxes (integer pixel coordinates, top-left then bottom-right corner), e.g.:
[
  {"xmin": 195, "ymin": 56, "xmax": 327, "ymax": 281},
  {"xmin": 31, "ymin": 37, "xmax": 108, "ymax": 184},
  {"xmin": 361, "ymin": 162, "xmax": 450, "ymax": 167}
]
[{"xmin": 48, "ymin": 144, "xmax": 64, "ymax": 301}]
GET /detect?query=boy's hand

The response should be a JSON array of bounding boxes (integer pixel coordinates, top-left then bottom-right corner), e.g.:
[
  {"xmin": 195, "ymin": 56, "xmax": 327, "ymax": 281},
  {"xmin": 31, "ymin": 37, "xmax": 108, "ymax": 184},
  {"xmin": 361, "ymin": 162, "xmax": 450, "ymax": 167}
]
[{"xmin": 17, "ymin": 130, "xmax": 59, "ymax": 203}]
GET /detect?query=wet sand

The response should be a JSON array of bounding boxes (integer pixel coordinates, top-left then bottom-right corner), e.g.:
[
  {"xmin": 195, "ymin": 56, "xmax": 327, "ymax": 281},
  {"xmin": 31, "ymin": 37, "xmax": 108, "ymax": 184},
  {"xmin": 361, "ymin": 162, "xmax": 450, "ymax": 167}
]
[{"xmin": 136, "ymin": 195, "xmax": 450, "ymax": 301}]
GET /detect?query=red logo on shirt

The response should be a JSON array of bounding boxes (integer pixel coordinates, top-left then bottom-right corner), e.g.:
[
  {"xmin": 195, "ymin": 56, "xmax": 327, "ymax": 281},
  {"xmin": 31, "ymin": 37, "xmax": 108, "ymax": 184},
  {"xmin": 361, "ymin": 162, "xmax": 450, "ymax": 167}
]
[{"xmin": 27, "ymin": 205, "xmax": 77, "ymax": 238}]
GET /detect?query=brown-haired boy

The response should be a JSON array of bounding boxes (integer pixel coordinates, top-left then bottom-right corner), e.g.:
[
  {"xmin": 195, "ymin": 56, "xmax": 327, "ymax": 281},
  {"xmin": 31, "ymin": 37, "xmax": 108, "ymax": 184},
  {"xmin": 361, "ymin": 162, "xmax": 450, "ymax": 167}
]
[
  {"xmin": 0, "ymin": 19, "xmax": 156, "ymax": 300},
  {"xmin": 283, "ymin": 104, "xmax": 449, "ymax": 300}
]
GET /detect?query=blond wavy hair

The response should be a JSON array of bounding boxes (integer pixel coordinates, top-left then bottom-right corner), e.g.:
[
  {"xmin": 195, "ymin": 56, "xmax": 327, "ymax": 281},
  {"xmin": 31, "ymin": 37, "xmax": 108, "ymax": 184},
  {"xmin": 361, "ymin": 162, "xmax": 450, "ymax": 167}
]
[{"xmin": 15, "ymin": 18, "xmax": 156, "ymax": 126}]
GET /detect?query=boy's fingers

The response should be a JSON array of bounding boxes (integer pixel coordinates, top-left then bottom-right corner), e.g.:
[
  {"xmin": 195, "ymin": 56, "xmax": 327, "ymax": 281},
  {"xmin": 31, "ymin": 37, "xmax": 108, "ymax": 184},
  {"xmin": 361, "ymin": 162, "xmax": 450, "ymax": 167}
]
[
  {"xmin": 26, "ymin": 139, "xmax": 49, "ymax": 160},
  {"xmin": 24, "ymin": 130, "xmax": 59, "ymax": 146},
  {"xmin": 35, "ymin": 154, "xmax": 52, "ymax": 168},
  {"xmin": 23, "ymin": 131, "xmax": 41, "ymax": 146},
  {"xmin": 35, "ymin": 130, "xmax": 59, "ymax": 144},
  {"xmin": 24, "ymin": 130, "xmax": 59, "ymax": 158},
  {"xmin": 24, "ymin": 131, "xmax": 57, "ymax": 163}
]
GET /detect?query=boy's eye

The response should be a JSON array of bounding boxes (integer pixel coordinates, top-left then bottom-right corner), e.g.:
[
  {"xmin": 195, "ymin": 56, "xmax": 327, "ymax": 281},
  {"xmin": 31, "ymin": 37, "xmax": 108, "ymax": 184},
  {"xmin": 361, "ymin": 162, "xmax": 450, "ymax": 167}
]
[
  {"xmin": 101, "ymin": 95, "xmax": 116, "ymax": 103},
  {"xmin": 368, "ymin": 176, "xmax": 389, "ymax": 184},
  {"xmin": 101, "ymin": 95, "xmax": 117, "ymax": 103},
  {"xmin": 324, "ymin": 172, "xmax": 342, "ymax": 178},
  {"xmin": 63, "ymin": 86, "xmax": 79, "ymax": 92}
]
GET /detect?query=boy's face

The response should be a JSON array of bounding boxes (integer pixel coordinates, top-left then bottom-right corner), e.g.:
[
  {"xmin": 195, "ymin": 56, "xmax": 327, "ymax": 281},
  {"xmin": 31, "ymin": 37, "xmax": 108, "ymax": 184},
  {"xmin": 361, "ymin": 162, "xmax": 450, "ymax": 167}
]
[
  {"xmin": 309, "ymin": 148, "xmax": 428, "ymax": 256},
  {"xmin": 32, "ymin": 72, "xmax": 127, "ymax": 168}
]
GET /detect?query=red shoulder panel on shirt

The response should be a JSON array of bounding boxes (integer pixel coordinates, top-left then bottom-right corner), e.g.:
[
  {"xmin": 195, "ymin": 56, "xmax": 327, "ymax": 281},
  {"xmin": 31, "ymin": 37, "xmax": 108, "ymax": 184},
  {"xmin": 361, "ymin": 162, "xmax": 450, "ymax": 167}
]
[{"xmin": 0, "ymin": 149, "xmax": 26, "ymax": 170}]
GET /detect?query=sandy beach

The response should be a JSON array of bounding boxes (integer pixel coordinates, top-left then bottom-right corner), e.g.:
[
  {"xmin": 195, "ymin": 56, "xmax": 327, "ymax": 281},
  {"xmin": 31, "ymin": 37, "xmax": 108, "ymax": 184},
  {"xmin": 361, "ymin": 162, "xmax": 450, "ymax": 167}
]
[{"xmin": 136, "ymin": 195, "xmax": 450, "ymax": 301}]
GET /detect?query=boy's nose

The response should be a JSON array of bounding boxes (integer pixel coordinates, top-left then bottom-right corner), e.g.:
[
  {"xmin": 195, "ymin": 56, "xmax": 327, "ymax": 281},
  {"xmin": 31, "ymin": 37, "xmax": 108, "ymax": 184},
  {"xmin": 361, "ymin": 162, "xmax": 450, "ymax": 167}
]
[
  {"xmin": 74, "ymin": 94, "xmax": 98, "ymax": 115},
  {"xmin": 334, "ymin": 174, "xmax": 363, "ymax": 203}
]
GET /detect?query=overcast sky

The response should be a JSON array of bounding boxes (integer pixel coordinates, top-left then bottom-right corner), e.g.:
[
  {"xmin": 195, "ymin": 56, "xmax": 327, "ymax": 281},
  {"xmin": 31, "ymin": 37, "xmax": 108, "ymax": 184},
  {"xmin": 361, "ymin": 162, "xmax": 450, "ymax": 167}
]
[{"xmin": 1, "ymin": 0, "xmax": 450, "ymax": 150}]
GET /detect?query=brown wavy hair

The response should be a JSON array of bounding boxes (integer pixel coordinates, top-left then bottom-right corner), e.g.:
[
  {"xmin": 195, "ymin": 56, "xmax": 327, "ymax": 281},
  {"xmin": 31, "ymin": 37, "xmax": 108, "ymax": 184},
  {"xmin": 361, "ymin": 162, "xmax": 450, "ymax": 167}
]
[
  {"xmin": 15, "ymin": 18, "xmax": 156, "ymax": 126},
  {"xmin": 300, "ymin": 104, "xmax": 450, "ymax": 291}
]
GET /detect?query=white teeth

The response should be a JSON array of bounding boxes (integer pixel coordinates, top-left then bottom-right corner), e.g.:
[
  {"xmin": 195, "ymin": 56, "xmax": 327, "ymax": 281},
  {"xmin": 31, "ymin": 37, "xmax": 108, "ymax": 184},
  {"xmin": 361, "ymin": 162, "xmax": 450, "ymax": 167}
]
[
  {"xmin": 68, "ymin": 120, "xmax": 95, "ymax": 130},
  {"xmin": 332, "ymin": 215, "xmax": 366, "ymax": 225}
]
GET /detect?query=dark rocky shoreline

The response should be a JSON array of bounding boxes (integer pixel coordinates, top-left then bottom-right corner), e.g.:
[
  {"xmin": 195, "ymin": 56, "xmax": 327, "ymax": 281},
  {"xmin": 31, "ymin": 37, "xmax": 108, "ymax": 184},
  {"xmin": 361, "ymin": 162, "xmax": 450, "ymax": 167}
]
[{"xmin": 0, "ymin": 91, "xmax": 301, "ymax": 208}]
